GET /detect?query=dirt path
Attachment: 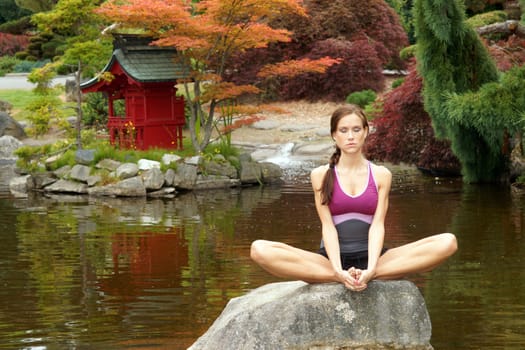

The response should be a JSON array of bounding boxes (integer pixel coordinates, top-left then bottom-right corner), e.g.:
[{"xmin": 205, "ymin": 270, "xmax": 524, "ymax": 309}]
[{"xmin": 229, "ymin": 100, "xmax": 338, "ymax": 145}]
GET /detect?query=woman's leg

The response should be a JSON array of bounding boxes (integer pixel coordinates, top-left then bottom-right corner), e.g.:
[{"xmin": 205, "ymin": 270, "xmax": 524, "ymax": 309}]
[
  {"xmin": 250, "ymin": 239, "xmax": 337, "ymax": 283},
  {"xmin": 374, "ymin": 233, "xmax": 458, "ymax": 280}
]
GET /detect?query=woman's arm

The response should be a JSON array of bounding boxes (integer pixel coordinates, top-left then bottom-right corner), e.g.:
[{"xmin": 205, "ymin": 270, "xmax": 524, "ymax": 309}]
[
  {"xmin": 359, "ymin": 164, "xmax": 392, "ymax": 285},
  {"xmin": 311, "ymin": 166, "xmax": 350, "ymax": 284}
]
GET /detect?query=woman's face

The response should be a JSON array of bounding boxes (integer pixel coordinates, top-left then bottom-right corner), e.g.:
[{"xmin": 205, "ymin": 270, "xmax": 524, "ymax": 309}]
[{"xmin": 332, "ymin": 113, "xmax": 368, "ymax": 154}]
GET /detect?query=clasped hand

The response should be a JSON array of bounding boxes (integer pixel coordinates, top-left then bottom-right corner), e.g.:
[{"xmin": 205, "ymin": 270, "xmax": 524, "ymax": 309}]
[{"xmin": 337, "ymin": 267, "xmax": 374, "ymax": 292}]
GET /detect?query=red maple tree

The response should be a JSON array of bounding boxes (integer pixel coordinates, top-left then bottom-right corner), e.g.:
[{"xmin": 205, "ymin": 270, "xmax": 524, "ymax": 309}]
[{"xmin": 96, "ymin": 0, "xmax": 339, "ymax": 152}]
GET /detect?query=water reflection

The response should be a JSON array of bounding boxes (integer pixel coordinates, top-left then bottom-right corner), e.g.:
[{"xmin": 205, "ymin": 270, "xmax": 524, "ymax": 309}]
[{"xmin": 0, "ymin": 169, "xmax": 524, "ymax": 349}]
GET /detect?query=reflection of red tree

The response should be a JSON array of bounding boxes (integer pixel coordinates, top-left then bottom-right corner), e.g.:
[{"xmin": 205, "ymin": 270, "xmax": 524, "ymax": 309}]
[{"xmin": 98, "ymin": 228, "xmax": 188, "ymax": 299}]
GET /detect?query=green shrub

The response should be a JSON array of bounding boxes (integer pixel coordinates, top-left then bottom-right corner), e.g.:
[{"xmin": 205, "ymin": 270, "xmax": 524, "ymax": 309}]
[
  {"xmin": 50, "ymin": 149, "xmax": 76, "ymax": 170},
  {"xmin": 346, "ymin": 89, "xmax": 377, "ymax": 108},
  {"xmin": 20, "ymin": 95, "xmax": 66, "ymax": 136},
  {"xmin": 13, "ymin": 59, "xmax": 50, "ymax": 73},
  {"xmin": 466, "ymin": 11, "xmax": 507, "ymax": 28},
  {"xmin": 391, "ymin": 78, "xmax": 405, "ymax": 89},
  {"xmin": 205, "ymin": 139, "xmax": 239, "ymax": 160},
  {"xmin": 399, "ymin": 45, "xmax": 416, "ymax": 61},
  {"xmin": 364, "ymin": 99, "xmax": 383, "ymax": 121},
  {"xmin": 0, "ymin": 55, "xmax": 19, "ymax": 76},
  {"xmin": 82, "ymin": 92, "xmax": 108, "ymax": 127}
]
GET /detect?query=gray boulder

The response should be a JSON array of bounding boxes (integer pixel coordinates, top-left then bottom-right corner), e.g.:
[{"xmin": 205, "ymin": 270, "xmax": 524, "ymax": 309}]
[
  {"xmin": 53, "ymin": 165, "xmax": 72, "ymax": 179},
  {"xmin": 70, "ymin": 164, "xmax": 91, "ymax": 183},
  {"xmin": 88, "ymin": 176, "xmax": 146, "ymax": 197},
  {"xmin": 138, "ymin": 158, "xmax": 160, "ymax": 170},
  {"xmin": 9, "ymin": 175, "xmax": 33, "ymax": 197},
  {"xmin": 173, "ymin": 163, "xmax": 198, "ymax": 190},
  {"xmin": 239, "ymin": 160, "xmax": 262, "ymax": 184},
  {"xmin": 164, "ymin": 168, "xmax": 176, "ymax": 186},
  {"xmin": 75, "ymin": 149, "xmax": 95, "ymax": 165},
  {"xmin": 0, "ymin": 135, "xmax": 23, "ymax": 159},
  {"xmin": 195, "ymin": 174, "xmax": 241, "ymax": 190},
  {"xmin": 116, "ymin": 162, "xmax": 139, "ymax": 179},
  {"xmin": 141, "ymin": 167, "xmax": 164, "ymax": 191},
  {"xmin": 32, "ymin": 173, "xmax": 57, "ymax": 189},
  {"xmin": 260, "ymin": 161, "xmax": 283, "ymax": 183},
  {"xmin": 96, "ymin": 158, "xmax": 121, "ymax": 171},
  {"xmin": 189, "ymin": 280, "xmax": 433, "ymax": 350},
  {"xmin": 162, "ymin": 153, "xmax": 182, "ymax": 166},
  {"xmin": 0, "ymin": 100, "xmax": 13, "ymax": 113},
  {"xmin": 203, "ymin": 159, "xmax": 238, "ymax": 178},
  {"xmin": 0, "ymin": 111, "xmax": 26, "ymax": 139},
  {"xmin": 44, "ymin": 179, "xmax": 88, "ymax": 194}
]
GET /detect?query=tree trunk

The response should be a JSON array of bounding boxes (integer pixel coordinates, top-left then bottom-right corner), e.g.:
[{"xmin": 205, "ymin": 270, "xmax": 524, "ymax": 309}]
[
  {"xmin": 75, "ymin": 61, "xmax": 83, "ymax": 150},
  {"xmin": 476, "ymin": 20, "xmax": 525, "ymax": 38}
]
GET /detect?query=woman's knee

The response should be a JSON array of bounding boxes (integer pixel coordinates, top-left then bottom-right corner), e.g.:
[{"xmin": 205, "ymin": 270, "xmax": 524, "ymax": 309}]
[
  {"xmin": 439, "ymin": 233, "xmax": 458, "ymax": 257},
  {"xmin": 250, "ymin": 239, "xmax": 270, "ymax": 263}
]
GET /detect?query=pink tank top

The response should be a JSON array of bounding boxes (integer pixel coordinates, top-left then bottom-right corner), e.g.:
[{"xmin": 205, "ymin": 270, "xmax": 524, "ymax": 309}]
[
  {"xmin": 322, "ymin": 162, "xmax": 378, "ymax": 253},
  {"xmin": 329, "ymin": 162, "xmax": 378, "ymax": 221}
]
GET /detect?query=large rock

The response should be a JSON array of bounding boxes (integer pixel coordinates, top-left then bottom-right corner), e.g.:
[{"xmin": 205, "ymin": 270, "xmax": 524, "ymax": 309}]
[
  {"xmin": 194, "ymin": 174, "xmax": 241, "ymax": 190},
  {"xmin": 173, "ymin": 163, "xmax": 198, "ymax": 190},
  {"xmin": 189, "ymin": 280, "xmax": 433, "ymax": 350},
  {"xmin": 88, "ymin": 176, "xmax": 146, "ymax": 197},
  {"xmin": 75, "ymin": 149, "xmax": 95, "ymax": 165},
  {"xmin": 116, "ymin": 162, "xmax": 139, "ymax": 179},
  {"xmin": 9, "ymin": 175, "xmax": 33, "ymax": 197},
  {"xmin": 44, "ymin": 179, "xmax": 88, "ymax": 194},
  {"xmin": 0, "ymin": 135, "xmax": 23, "ymax": 160},
  {"xmin": 141, "ymin": 167, "xmax": 164, "ymax": 191},
  {"xmin": 70, "ymin": 164, "xmax": 91, "ymax": 183},
  {"xmin": 239, "ymin": 159, "xmax": 262, "ymax": 184},
  {"xmin": 0, "ymin": 111, "xmax": 26, "ymax": 139}
]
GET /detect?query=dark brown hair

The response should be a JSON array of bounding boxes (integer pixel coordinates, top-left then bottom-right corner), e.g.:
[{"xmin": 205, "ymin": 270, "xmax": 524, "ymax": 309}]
[{"xmin": 320, "ymin": 104, "xmax": 368, "ymax": 205}]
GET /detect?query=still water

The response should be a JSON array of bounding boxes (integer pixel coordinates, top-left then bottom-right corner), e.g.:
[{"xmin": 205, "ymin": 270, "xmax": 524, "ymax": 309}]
[{"xmin": 0, "ymin": 164, "xmax": 524, "ymax": 349}]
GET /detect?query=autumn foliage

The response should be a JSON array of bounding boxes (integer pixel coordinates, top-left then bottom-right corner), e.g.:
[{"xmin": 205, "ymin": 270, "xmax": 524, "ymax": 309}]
[
  {"xmin": 366, "ymin": 63, "xmax": 461, "ymax": 175},
  {"xmin": 228, "ymin": 0, "xmax": 409, "ymax": 101},
  {"xmin": 484, "ymin": 35, "xmax": 525, "ymax": 71},
  {"xmin": 96, "ymin": 0, "xmax": 337, "ymax": 152},
  {"xmin": 0, "ymin": 32, "xmax": 29, "ymax": 56}
]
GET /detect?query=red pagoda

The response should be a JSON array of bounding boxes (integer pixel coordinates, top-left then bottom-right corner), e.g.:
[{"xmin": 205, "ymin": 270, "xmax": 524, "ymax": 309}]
[{"xmin": 80, "ymin": 34, "xmax": 188, "ymax": 150}]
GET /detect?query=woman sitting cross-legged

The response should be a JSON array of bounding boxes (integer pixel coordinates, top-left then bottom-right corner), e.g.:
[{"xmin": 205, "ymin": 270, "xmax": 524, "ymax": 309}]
[{"xmin": 250, "ymin": 104, "xmax": 458, "ymax": 292}]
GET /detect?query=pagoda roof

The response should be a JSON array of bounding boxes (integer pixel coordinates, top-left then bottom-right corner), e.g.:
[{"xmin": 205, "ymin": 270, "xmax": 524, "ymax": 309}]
[{"xmin": 81, "ymin": 34, "xmax": 189, "ymax": 90}]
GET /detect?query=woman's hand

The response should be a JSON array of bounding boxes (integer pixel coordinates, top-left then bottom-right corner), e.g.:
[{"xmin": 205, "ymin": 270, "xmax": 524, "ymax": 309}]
[
  {"xmin": 335, "ymin": 269, "xmax": 353, "ymax": 287},
  {"xmin": 354, "ymin": 268, "xmax": 375, "ymax": 290},
  {"xmin": 347, "ymin": 267, "xmax": 367, "ymax": 292},
  {"xmin": 336, "ymin": 268, "xmax": 367, "ymax": 291}
]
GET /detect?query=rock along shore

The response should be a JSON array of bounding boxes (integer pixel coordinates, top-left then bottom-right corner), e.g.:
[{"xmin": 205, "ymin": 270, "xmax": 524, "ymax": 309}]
[{"xmin": 7, "ymin": 146, "xmax": 284, "ymax": 198}]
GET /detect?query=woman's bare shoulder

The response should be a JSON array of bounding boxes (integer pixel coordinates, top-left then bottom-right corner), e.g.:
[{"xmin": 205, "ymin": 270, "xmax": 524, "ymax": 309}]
[
  {"xmin": 370, "ymin": 163, "xmax": 392, "ymax": 183},
  {"xmin": 310, "ymin": 164, "xmax": 330, "ymax": 185}
]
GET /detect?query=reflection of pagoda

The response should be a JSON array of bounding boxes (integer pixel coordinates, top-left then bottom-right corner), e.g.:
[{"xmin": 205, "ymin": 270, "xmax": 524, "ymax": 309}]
[
  {"xmin": 80, "ymin": 34, "xmax": 189, "ymax": 150},
  {"xmin": 98, "ymin": 229, "xmax": 188, "ymax": 299}
]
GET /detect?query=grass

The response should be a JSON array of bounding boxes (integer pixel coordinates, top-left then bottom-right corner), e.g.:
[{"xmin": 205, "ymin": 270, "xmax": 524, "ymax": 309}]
[{"xmin": 0, "ymin": 89, "xmax": 45, "ymax": 119}]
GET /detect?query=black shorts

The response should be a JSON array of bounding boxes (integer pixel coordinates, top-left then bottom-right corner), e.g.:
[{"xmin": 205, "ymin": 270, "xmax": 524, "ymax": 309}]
[{"xmin": 318, "ymin": 247, "xmax": 388, "ymax": 270}]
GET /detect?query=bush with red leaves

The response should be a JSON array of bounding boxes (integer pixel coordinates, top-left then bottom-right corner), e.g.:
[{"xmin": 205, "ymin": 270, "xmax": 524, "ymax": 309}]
[
  {"xmin": 485, "ymin": 35, "xmax": 525, "ymax": 71},
  {"xmin": 366, "ymin": 63, "xmax": 461, "ymax": 175},
  {"xmin": 226, "ymin": 0, "xmax": 408, "ymax": 102},
  {"xmin": 0, "ymin": 32, "xmax": 29, "ymax": 56},
  {"xmin": 279, "ymin": 38, "xmax": 385, "ymax": 101}
]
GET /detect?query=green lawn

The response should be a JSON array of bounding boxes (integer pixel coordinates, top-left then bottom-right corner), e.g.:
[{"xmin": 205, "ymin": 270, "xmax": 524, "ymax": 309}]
[
  {"xmin": 0, "ymin": 89, "xmax": 67, "ymax": 121},
  {"xmin": 0, "ymin": 89, "xmax": 39, "ymax": 120}
]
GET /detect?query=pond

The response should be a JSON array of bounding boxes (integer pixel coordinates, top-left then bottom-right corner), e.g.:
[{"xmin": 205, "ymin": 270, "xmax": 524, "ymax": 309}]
[{"xmin": 0, "ymin": 163, "xmax": 524, "ymax": 349}]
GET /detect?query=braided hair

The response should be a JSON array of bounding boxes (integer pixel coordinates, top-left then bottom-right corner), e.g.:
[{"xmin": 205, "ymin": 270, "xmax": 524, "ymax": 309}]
[{"xmin": 319, "ymin": 104, "xmax": 368, "ymax": 205}]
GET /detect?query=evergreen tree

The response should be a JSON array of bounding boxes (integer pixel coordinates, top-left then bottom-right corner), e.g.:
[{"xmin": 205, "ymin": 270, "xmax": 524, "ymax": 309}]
[{"xmin": 414, "ymin": 0, "xmax": 504, "ymax": 182}]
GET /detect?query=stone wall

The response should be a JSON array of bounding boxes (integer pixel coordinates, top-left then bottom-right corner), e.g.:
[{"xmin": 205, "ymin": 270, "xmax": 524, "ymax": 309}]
[{"xmin": 8, "ymin": 149, "xmax": 283, "ymax": 198}]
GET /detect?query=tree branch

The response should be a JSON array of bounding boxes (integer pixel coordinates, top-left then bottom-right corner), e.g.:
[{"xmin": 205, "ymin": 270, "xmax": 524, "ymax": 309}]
[{"xmin": 476, "ymin": 20, "xmax": 525, "ymax": 38}]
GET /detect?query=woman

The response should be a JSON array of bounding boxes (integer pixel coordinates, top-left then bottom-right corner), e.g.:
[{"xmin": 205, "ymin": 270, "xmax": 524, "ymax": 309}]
[{"xmin": 250, "ymin": 105, "xmax": 457, "ymax": 291}]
